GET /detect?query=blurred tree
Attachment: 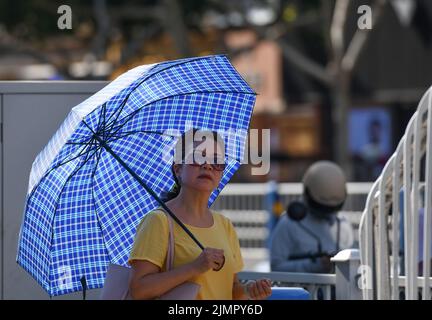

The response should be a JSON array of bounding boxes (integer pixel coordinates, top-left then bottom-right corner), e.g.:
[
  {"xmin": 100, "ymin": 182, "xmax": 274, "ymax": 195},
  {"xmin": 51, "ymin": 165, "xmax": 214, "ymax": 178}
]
[
  {"xmin": 0, "ymin": 0, "xmax": 391, "ymax": 175},
  {"xmin": 181, "ymin": 0, "xmax": 389, "ymax": 176},
  {"xmin": 0, "ymin": 0, "xmax": 209, "ymax": 76},
  {"xmin": 213, "ymin": 0, "xmax": 389, "ymax": 177}
]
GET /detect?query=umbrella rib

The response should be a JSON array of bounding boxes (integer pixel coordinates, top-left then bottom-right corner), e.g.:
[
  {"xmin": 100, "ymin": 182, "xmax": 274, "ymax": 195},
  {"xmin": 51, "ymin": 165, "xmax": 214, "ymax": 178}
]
[
  {"xmin": 106, "ymin": 130, "xmax": 176, "ymax": 143},
  {"xmin": 55, "ymin": 143, "xmax": 97, "ymax": 168},
  {"xmin": 95, "ymin": 102, "xmax": 106, "ymax": 138},
  {"xmin": 65, "ymin": 142, "xmax": 98, "ymax": 146},
  {"xmin": 91, "ymin": 147, "xmax": 103, "ymax": 182},
  {"xmin": 102, "ymin": 98, "xmax": 128, "ymax": 138},
  {"xmin": 101, "ymin": 102, "xmax": 107, "ymax": 140},
  {"xmin": 64, "ymin": 136, "xmax": 95, "ymax": 146}
]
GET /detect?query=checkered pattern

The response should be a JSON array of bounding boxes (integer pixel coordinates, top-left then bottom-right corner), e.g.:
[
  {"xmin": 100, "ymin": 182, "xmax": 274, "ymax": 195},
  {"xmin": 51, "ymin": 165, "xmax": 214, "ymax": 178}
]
[{"xmin": 17, "ymin": 55, "xmax": 256, "ymax": 296}]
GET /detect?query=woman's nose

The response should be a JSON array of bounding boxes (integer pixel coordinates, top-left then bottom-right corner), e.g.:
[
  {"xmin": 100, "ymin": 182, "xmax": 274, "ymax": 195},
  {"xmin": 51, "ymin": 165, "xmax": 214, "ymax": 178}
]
[{"xmin": 201, "ymin": 163, "xmax": 213, "ymax": 170}]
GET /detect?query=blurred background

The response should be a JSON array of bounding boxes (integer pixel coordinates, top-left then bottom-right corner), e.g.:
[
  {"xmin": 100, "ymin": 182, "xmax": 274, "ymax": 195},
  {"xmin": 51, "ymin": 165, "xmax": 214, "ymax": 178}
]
[
  {"xmin": 3, "ymin": 0, "xmax": 432, "ymax": 182},
  {"xmin": 1, "ymin": 0, "xmax": 432, "ymax": 298}
]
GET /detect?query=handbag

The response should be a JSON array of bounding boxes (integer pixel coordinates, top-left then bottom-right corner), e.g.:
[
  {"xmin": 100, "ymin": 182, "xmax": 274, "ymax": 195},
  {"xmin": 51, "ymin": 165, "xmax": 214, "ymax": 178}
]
[{"xmin": 100, "ymin": 211, "xmax": 200, "ymax": 300}]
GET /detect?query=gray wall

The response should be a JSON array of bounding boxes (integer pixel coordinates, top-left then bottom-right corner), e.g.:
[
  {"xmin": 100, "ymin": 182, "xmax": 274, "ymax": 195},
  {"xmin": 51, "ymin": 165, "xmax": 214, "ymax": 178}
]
[{"xmin": 0, "ymin": 81, "xmax": 107, "ymax": 299}]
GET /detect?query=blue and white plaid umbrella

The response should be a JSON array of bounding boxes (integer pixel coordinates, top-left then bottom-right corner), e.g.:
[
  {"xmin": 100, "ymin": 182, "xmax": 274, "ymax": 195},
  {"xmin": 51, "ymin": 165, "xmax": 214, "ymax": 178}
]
[{"xmin": 16, "ymin": 55, "xmax": 256, "ymax": 297}]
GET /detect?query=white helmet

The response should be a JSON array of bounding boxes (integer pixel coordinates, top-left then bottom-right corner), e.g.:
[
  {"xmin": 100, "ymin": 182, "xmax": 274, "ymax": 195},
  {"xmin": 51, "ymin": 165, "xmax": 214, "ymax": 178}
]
[{"xmin": 302, "ymin": 161, "xmax": 347, "ymax": 216}]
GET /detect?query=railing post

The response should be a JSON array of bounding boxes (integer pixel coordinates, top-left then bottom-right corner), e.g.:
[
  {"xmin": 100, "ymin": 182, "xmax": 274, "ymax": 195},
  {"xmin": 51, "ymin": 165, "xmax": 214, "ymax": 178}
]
[{"xmin": 331, "ymin": 249, "xmax": 362, "ymax": 300}]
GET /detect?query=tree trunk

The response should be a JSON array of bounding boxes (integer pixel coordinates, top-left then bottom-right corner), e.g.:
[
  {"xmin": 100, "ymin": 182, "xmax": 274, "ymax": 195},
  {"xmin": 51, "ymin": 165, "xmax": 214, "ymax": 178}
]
[
  {"xmin": 332, "ymin": 70, "xmax": 352, "ymax": 179},
  {"xmin": 162, "ymin": 0, "xmax": 192, "ymax": 57}
]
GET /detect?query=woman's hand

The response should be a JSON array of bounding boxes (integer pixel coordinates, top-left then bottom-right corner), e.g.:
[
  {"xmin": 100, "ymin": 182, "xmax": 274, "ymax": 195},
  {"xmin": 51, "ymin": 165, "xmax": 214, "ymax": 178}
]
[
  {"xmin": 245, "ymin": 279, "xmax": 272, "ymax": 300},
  {"xmin": 191, "ymin": 247, "xmax": 225, "ymax": 274}
]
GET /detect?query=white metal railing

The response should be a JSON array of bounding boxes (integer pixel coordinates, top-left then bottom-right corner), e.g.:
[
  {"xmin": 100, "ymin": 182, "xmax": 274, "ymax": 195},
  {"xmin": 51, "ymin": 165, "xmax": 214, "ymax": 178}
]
[
  {"xmin": 238, "ymin": 249, "xmax": 362, "ymax": 300},
  {"xmin": 218, "ymin": 182, "xmax": 372, "ymax": 195},
  {"xmin": 359, "ymin": 86, "xmax": 432, "ymax": 300},
  {"xmin": 215, "ymin": 183, "xmax": 372, "ymax": 221},
  {"xmin": 215, "ymin": 183, "xmax": 371, "ymax": 212},
  {"xmin": 213, "ymin": 182, "xmax": 371, "ymax": 274},
  {"xmin": 239, "ymin": 271, "xmax": 336, "ymax": 300},
  {"xmin": 211, "ymin": 183, "xmax": 370, "ymax": 299},
  {"xmin": 214, "ymin": 182, "xmax": 371, "ymax": 249}
]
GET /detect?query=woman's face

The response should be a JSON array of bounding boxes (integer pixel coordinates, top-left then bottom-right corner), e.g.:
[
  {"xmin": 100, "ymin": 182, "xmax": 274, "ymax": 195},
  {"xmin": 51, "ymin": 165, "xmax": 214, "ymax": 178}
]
[{"xmin": 173, "ymin": 138, "xmax": 225, "ymax": 193}]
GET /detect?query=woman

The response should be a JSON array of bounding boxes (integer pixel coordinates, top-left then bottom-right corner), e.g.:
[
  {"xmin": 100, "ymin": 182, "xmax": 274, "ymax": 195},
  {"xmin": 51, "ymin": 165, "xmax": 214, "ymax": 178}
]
[{"xmin": 128, "ymin": 129, "xmax": 272, "ymax": 300}]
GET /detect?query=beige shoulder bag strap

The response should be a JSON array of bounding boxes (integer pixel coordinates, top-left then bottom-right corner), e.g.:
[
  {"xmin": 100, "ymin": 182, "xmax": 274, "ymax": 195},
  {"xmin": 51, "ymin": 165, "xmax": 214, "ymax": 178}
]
[
  {"xmin": 165, "ymin": 211, "xmax": 175, "ymax": 271},
  {"xmin": 157, "ymin": 209, "xmax": 201, "ymax": 300}
]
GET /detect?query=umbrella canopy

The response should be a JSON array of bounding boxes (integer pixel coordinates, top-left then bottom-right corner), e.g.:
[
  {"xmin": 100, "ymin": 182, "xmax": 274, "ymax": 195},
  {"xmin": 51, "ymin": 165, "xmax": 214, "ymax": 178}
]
[{"xmin": 17, "ymin": 55, "xmax": 256, "ymax": 296}]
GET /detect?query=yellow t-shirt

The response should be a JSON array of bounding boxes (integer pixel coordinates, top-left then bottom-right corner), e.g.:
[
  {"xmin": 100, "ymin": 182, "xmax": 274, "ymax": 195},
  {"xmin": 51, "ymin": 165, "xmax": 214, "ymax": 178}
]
[{"xmin": 128, "ymin": 207, "xmax": 244, "ymax": 300}]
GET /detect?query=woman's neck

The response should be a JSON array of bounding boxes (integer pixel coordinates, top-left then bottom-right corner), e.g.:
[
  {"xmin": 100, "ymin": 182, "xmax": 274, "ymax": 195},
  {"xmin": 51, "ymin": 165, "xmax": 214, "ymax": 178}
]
[{"xmin": 166, "ymin": 187, "xmax": 212, "ymax": 223}]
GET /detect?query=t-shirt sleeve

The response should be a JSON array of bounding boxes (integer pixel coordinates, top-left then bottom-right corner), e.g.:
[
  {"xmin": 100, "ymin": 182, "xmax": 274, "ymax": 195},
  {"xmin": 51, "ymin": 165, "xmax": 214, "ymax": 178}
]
[
  {"xmin": 225, "ymin": 217, "xmax": 244, "ymax": 273},
  {"xmin": 128, "ymin": 211, "xmax": 168, "ymax": 269}
]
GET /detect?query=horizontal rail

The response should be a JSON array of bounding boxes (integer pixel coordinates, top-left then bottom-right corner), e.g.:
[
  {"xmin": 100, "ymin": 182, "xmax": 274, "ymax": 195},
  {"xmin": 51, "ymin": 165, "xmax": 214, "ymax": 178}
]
[
  {"xmin": 220, "ymin": 182, "xmax": 373, "ymax": 195},
  {"xmin": 238, "ymin": 271, "xmax": 336, "ymax": 285}
]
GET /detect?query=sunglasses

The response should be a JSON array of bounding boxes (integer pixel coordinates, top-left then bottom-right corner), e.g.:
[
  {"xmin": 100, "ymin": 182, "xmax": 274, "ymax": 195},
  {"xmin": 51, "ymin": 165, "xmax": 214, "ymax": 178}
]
[{"xmin": 182, "ymin": 150, "xmax": 227, "ymax": 171}]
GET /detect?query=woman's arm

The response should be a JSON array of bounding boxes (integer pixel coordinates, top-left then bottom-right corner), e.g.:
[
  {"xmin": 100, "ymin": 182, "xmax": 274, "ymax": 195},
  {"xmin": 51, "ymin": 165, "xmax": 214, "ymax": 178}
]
[
  {"xmin": 129, "ymin": 247, "xmax": 225, "ymax": 299},
  {"xmin": 232, "ymin": 274, "xmax": 272, "ymax": 300},
  {"xmin": 128, "ymin": 259, "xmax": 198, "ymax": 299},
  {"xmin": 232, "ymin": 274, "xmax": 249, "ymax": 300}
]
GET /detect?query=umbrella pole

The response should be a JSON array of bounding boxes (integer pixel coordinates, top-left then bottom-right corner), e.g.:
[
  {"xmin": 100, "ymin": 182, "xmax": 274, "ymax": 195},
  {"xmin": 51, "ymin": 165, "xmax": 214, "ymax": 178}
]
[{"xmin": 93, "ymin": 134, "xmax": 205, "ymax": 250}]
